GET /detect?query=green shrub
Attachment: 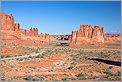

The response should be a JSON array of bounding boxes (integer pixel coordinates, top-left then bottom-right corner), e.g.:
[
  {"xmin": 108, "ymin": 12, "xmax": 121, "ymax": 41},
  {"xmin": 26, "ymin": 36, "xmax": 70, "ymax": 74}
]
[
  {"xmin": 32, "ymin": 78, "xmax": 39, "ymax": 81},
  {"xmin": 104, "ymin": 69, "xmax": 113, "ymax": 76},
  {"xmin": 10, "ymin": 65, "xmax": 14, "ymax": 68},
  {"xmin": 75, "ymin": 73, "xmax": 86, "ymax": 80},
  {"xmin": 24, "ymin": 75, "xmax": 32, "ymax": 80},
  {"xmin": 62, "ymin": 78, "xmax": 67, "ymax": 81}
]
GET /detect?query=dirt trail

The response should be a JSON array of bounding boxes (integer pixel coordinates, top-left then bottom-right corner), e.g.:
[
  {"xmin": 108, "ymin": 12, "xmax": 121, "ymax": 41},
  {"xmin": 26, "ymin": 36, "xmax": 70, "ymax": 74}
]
[{"xmin": 1, "ymin": 51, "xmax": 45, "ymax": 60}]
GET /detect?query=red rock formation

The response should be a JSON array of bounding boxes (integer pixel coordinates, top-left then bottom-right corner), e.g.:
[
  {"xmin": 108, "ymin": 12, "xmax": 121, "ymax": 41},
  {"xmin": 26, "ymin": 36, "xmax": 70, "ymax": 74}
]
[
  {"xmin": 70, "ymin": 24, "xmax": 104, "ymax": 46},
  {"xmin": 14, "ymin": 23, "xmax": 20, "ymax": 31},
  {"xmin": 1, "ymin": 12, "xmax": 56, "ymax": 46},
  {"xmin": 87, "ymin": 25, "xmax": 93, "ymax": 38},
  {"xmin": 104, "ymin": 34, "xmax": 121, "ymax": 42},
  {"xmin": 71, "ymin": 31, "xmax": 78, "ymax": 45},
  {"xmin": 92, "ymin": 26, "xmax": 104, "ymax": 45},
  {"xmin": 1, "ymin": 12, "xmax": 14, "ymax": 31}
]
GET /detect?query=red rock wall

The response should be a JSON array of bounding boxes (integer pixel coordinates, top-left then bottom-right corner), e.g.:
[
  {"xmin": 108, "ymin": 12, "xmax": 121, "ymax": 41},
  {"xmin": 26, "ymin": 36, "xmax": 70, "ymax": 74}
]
[
  {"xmin": 71, "ymin": 31, "xmax": 77, "ymax": 45},
  {"xmin": 92, "ymin": 26, "xmax": 104, "ymax": 44},
  {"xmin": 1, "ymin": 12, "xmax": 56, "ymax": 46},
  {"xmin": 104, "ymin": 34, "xmax": 121, "ymax": 42},
  {"xmin": 70, "ymin": 25, "xmax": 104, "ymax": 46},
  {"xmin": 22, "ymin": 28, "xmax": 38, "ymax": 36},
  {"xmin": 1, "ymin": 12, "xmax": 14, "ymax": 31},
  {"xmin": 14, "ymin": 23, "xmax": 20, "ymax": 31}
]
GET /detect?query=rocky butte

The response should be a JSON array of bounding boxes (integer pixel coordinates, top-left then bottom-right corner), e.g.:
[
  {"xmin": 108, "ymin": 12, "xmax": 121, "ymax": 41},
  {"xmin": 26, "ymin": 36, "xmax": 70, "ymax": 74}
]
[
  {"xmin": 70, "ymin": 25, "xmax": 105, "ymax": 46},
  {"xmin": 0, "ymin": 12, "xmax": 56, "ymax": 46}
]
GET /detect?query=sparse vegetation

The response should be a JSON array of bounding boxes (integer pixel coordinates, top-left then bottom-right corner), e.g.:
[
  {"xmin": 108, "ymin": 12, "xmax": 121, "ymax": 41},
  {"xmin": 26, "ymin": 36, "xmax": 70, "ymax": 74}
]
[
  {"xmin": 75, "ymin": 74, "xmax": 87, "ymax": 80},
  {"xmin": 1, "ymin": 41, "xmax": 121, "ymax": 81},
  {"xmin": 62, "ymin": 78, "xmax": 68, "ymax": 81}
]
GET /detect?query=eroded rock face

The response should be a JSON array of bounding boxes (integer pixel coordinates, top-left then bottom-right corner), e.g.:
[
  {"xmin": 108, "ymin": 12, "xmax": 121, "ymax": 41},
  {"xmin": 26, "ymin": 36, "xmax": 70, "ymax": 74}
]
[
  {"xmin": 14, "ymin": 23, "xmax": 20, "ymax": 31},
  {"xmin": 70, "ymin": 25, "xmax": 104, "ymax": 46},
  {"xmin": 71, "ymin": 31, "xmax": 77, "ymax": 45},
  {"xmin": 21, "ymin": 27, "xmax": 38, "ymax": 36},
  {"xmin": 92, "ymin": 26, "xmax": 104, "ymax": 45},
  {"xmin": 1, "ymin": 12, "xmax": 56, "ymax": 46},
  {"xmin": 1, "ymin": 12, "xmax": 14, "ymax": 31},
  {"xmin": 104, "ymin": 34, "xmax": 121, "ymax": 42}
]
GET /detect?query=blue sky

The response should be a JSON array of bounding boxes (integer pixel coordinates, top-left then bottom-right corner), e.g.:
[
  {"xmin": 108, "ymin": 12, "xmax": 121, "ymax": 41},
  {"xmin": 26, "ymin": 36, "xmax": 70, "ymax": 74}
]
[{"xmin": 2, "ymin": 1, "xmax": 121, "ymax": 35}]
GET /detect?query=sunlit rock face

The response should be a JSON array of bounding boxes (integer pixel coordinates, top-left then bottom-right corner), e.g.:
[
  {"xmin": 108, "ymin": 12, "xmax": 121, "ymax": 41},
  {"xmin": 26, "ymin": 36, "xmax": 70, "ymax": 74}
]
[
  {"xmin": 104, "ymin": 34, "xmax": 121, "ymax": 42},
  {"xmin": 1, "ymin": 12, "xmax": 14, "ymax": 31},
  {"xmin": 70, "ymin": 24, "xmax": 105, "ymax": 46},
  {"xmin": 92, "ymin": 26, "xmax": 104, "ymax": 45},
  {"xmin": 1, "ymin": 12, "xmax": 56, "ymax": 46}
]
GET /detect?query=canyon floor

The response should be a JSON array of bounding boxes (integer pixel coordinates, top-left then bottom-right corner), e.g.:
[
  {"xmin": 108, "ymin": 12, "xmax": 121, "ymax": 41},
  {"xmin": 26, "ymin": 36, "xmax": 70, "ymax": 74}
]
[{"xmin": 1, "ymin": 40, "xmax": 121, "ymax": 81}]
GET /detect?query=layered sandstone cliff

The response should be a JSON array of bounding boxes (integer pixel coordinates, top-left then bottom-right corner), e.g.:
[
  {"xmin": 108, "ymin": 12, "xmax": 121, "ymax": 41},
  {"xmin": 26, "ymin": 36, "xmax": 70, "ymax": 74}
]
[
  {"xmin": 1, "ymin": 12, "xmax": 56, "ymax": 46},
  {"xmin": 70, "ymin": 25, "xmax": 105, "ymax": 46}
]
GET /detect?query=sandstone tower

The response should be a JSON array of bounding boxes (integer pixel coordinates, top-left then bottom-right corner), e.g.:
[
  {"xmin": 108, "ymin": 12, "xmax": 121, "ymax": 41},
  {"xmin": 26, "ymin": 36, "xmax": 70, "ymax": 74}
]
[{"xmin": 70, "ymin": 24, "xmax": 104, "ymax": 46}]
